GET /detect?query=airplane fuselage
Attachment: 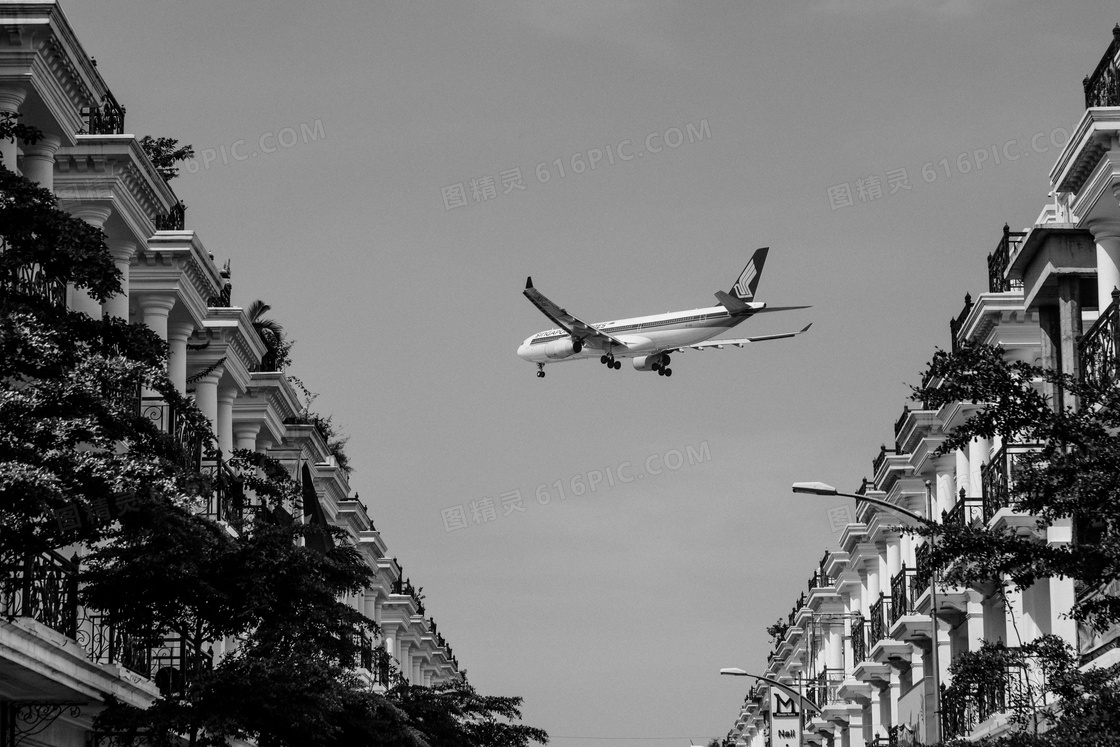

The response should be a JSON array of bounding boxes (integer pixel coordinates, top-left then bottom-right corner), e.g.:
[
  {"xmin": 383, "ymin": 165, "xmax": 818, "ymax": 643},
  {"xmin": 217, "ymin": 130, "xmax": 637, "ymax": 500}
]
[{"xmin": 517, "ymin": 304, "xmax": 755, "ymax": 364}]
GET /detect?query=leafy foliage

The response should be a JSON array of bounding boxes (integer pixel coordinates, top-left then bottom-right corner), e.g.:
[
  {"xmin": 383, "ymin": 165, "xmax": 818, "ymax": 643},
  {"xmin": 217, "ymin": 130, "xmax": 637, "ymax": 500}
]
[
  {"xmin": 140, "ymin": 135, "xmax": 195, "ymax": 182},
  {"xmin": 941, "ymin": 636, "xmax": 1120, "ymax": 746},
  {"xmin": 913, "ymin": 342, "xmax": 1120, "ymax": 628},
  {"xmin": 387, "ymin": 681, "xmax": 549, "ymax": 747},
  {"xmin": 247, "ymin": 298, "xmax": 292, "ymax": 372},
  {"xmin": 2, "ymin": 145, "xmax": 545, "ymax": 747}
]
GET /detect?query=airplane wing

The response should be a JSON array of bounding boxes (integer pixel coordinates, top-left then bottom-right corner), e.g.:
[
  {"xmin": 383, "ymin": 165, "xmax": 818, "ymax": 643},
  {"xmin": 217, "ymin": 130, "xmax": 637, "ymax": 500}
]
[
  {"xmin": 667, "ymin": 323, "xmax": 812, "ymax": 352},
  {"xmin": 523, "ymin": 278, "xmax": 626, "ymax": 347}
]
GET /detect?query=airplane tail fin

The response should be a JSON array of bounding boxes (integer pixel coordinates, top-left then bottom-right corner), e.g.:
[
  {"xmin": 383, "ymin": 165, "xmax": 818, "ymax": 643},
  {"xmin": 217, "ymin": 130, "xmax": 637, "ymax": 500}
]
[{"xmin": 715, "ymin": 247, "xmax": 768, "ymax": 312}]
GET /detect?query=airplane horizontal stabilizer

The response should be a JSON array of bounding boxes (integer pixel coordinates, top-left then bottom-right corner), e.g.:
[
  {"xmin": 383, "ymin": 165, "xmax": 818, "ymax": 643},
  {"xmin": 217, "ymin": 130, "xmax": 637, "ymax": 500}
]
[{"xmin": 714, "ymin": 290, "xmax": 750, "ymax": 314}]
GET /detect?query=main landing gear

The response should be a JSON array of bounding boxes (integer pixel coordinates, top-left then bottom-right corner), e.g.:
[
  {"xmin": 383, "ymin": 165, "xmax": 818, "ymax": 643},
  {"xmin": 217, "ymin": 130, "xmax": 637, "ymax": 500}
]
[
  {"xmin": 599, "ymin": 354, "xmax": 621, "ymax": 370},
  {"xmin": 536, "ymin": 363, "xmax": 546, "ymax": 378},
  {"xmin": 652, "ymin": 353, "xmax": 673, "ymax": 377}
]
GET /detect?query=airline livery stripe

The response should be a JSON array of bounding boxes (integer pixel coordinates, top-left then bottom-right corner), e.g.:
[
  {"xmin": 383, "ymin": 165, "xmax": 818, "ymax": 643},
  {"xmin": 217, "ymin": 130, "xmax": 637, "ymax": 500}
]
[{"xmin": 530, "ymin": 311, "xmax": 734, "ymax": 344}]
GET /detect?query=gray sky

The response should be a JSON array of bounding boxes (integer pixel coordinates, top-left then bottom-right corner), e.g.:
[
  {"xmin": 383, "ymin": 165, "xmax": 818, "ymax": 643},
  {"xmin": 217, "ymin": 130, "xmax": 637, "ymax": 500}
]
[{"xmin": 68, "ymin": 2, "xmax": 1117, "ymax": 744}]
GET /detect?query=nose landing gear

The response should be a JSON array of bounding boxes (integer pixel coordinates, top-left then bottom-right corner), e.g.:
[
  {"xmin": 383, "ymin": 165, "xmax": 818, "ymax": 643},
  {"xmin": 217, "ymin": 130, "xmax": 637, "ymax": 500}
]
[{"xmin": 536, "ymin": 363, "xmax": 546, "ymax": 378}]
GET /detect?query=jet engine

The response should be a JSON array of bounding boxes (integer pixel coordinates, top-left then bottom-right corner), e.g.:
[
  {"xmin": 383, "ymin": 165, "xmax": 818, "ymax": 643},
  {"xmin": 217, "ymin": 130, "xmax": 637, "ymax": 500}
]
[
  {"xmin": 633, "ymin": 353, "xmax": 672, "ymax": 373},
  {"xmin": 544, "ymin": 338, "xmax": 582, "ymax": 359}
]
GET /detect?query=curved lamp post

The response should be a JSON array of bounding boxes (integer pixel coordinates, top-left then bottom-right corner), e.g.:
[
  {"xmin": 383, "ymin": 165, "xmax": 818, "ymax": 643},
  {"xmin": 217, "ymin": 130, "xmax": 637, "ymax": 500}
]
[
  {"xmin": 790, "ymin": 480, "xmax": 943, "ymax": 743},
  {"xmin": 719, "ymin": 668, "xmax": 823, "ymax": 715}
]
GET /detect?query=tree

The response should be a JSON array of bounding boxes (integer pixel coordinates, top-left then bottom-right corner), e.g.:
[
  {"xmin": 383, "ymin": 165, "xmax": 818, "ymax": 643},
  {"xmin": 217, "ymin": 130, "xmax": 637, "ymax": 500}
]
[
  {"xmin": 386, "ymin": 680, "xmax": 548, "ymax": 747},
  {"xmin": 912, "ymin": 342, "xmax": 1120, "ymax": 741},
  {"xmin": 2, "ymin": 148, "xmax": 547, "ymax": 747},
  {"xmin": 140, "ymin": 135, "xmax": 195, "ymax": 182},
  {"xmin": 940, "ymin": 636, "xmax": 1120, "ymax": 746},
  {"xmin": 247, "ymin": 298, "xmax": 292, "ymax": 372},
  {"xmin": 913, "ymin": 341, "xmax": 1120, "ymax": 629}
]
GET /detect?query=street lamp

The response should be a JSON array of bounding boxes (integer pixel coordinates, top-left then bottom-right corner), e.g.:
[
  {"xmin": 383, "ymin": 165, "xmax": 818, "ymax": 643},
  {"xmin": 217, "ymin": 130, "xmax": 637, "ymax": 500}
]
[
  {"xmin": 718, "ymin": 668, "xmax": 823, "ymax": 715},
  {"xmin": 790, "ymin": 480, "xmax": 943, "ymax": 743}
]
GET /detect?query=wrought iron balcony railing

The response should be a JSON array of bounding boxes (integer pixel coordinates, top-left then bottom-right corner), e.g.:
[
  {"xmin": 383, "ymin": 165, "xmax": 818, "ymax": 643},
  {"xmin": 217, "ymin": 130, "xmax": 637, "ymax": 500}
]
[
  {"xmin": 868, "ymin": 593, "xmax": 891, "ymax": 650},
  {"xmin": 806, "ymin": 668, "xmax": 846, "ymax": 708},
  {"xmin": 81, "ymin": 92, "xmax": 126, "ymax": 135},
  {"xmin": 150, "ymin": 630, "xmax": 213, "ymax": 698},
  {"xmin": 155, "ymin": 201, "xmax": 186, "ymax": 231},
  {"xmin": 949, "ymin": 292, "xmax": 974, "ymax": 353},
  {"xmin": 944, "ymin": 491, "xmax": 986, "ymax": 529},
  {"xmin": 986, "ymin": 224, "xmax": 1027, "ymax": 294},
  {"xmin": 1, "ymin": 551, "xmax": 212, "ymax": 698},
  {"xmin": 808, "ymin": 570, "xmax": 833, "ymax": 593},
  {"xmin": 889, "ymin": 566, "xmax": 918, "ymax": 625},
  {"xmin": 391, "ymin": 577, "xmax": 426, "ymax": 615},
  {"xmin": 0, "ymin": 262, "xmax": 67, "ymax": 308},
  {"xmin": 981, "ymin": 446, "xmax": 1011, "ymax": 522},
  {"xmin": 850, "ymin": 611, "xmax": 867, "ymax": 664},
  {"xmin": 200, "ymin": 457, "xmax": 244, "ymax": 525},
  {"xmin": 1079, "ymin": 288, "xmax": 1120, "ymax": 391},
  {"xmin": 1084, "ymin": 24, "xmax": 1120, "ymax": 108},
  {"xmin": 0, "ymin": 549, "xmax": 79, "ymax": 638},
  {"xmin": 80, "ymin": 612, "xmax": 152, "ymax": 677},
  {"xmin": 141, "ymin": 396, "xmax": 205, "ymax": 472},
  {"xmin": 940, "ymin": 659, "xmax": 1029, "ymax": 739}
]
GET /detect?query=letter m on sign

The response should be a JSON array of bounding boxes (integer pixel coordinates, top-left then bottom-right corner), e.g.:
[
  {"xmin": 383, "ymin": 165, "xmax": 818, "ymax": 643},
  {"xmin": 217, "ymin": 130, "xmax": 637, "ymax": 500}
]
[{"xmin": 773, "ymin": 692, "xmax": 798, "ymax": 716}]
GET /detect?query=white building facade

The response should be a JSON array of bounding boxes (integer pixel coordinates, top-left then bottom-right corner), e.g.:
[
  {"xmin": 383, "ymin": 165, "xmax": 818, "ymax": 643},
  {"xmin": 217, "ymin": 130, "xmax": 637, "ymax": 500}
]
[
  {"xmin": 0, "ymin": 3, "xmax": 459, "ymax": 746},
  {"xmin": 725, "ymin": 24, "xmax": 1120, "ymax": 747}
]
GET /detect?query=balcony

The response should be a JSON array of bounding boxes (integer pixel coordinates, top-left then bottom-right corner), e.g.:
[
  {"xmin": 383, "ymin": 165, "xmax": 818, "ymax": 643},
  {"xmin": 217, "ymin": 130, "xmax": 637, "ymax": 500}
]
[
  {"xmin": 391, "ymin": 577, "xmax": 426, "ymax": 616},
  {"xmin": 981, "ymin": 446, "xmax": 1012, "ymax": 522},
  {"xmin": 1, "ymin": 550, "xmax": 212, "ymax": 698},
  {"xmin": 80, "ymin": 92, "xmax": 126, "ymax": 135},
  {"xmin": 808, "ymin": 551, "xmax": 834, "ymax": 594},
  {"xmin": 141, "ymin": 396, "xmax": 206, "ymax": 472},
  {"xmin": 806, "ymin": 667, "xmax": 846, "ymax": 708},
  {"xmin": 155, "ymin": 201, "xmax": 187, "ymax": 232},
  {"xmin": 868, "ymin": 593, "xmax": 892, "ymax": 650},
  {"xmin": 940, "ymin": 660, "xmax": 1029, "ymax": 739},
  {"xmin": 851, "ymin": 612, "xmax": 867, "ymax": 664},
  {"xmin": 889, "ymin": 567, "xmax": 919, "ymax": 626},
  {"xmin": 1084, "ymin": 24, "xmax": 1120, "ymax": 108},
  {"xmin": 1079, "ymin": 289, "xmax": 1120, "ymax": 390},
  {"xmin": 948, "ymin": 293, "xmax": 974, "ymax": 353},
  {"xmin": 200, "ymin": 457, "xmax": 244, "ymax": 525},
  {"xmin": 944, "ymin": 492, "xmax": 986, "ymax": 528},
  {"xmin": 0, "ymin": 549, "xmax": 79, "ymax": 639},
  {"xmin": 0, "ymin": 261, "xmax": 67, "ymax": 308},
  {"xmin": 986, "ymin": 224, "xmax": 1027, "ymax": 294}
]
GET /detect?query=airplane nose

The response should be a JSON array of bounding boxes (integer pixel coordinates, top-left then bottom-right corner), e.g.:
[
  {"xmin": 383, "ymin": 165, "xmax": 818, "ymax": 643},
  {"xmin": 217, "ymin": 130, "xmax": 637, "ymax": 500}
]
[{"xmin": 517, "ymin": 342, "xmax": 530, "ymax": 360}]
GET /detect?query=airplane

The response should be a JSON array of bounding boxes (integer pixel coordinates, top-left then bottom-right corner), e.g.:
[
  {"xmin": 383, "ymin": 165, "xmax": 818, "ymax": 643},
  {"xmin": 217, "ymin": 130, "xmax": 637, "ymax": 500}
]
[{"xmin": 517, "ymin": 247, "xmax": 811, "ymax": 378}]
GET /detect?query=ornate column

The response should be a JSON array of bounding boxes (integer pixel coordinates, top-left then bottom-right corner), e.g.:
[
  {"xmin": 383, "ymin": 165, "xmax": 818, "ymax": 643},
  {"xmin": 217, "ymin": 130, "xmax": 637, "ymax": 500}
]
[
  {"xmin": 863, "ymin": 554, "xmax": 880, "ymax": 607},
  {"xmin": 934, "ymin": 455, "xmax": 956, "ymax": 517},
  {"xmin": 166, "ymin": 322, "xmax": 194, "ymax": 393},
  {"xmin": 935, "ymin": 618, "xmax": 952, "ymax": 685},
  {"xmin": 193, "ymin": 368, "xmax": 224, "ymax": 439},
  {"xmin": 20, "ymin": 134, "xmax": 61, "ymax": 188},
  {"xmin": 104, "ymin": 239, "xmax": 138, "ymax": 319},
  {"xmin": 965, "ymin": 590, "xmax": 985, "ymax": 652},
  {"xmin": 67, "ymin": 205, "xmax": 113, "ymax": 317},
  {"xmin": 968, "ymin": 437, "xmax": 990, "ymax": 498},
  {"xmin": 884, "ymin": 533, "xmax": 901, "ymax": 588},
  {"xmin": 954, "ymin": 448, "xmax": 969, "ymax": 497},
  {"xmin": 234, "ymin": 422, "xmax": 261, "ymax": 452},
  {"xmin": 135, "ymin": 294, "xmax": 175, "ymax": 342},
  {"xmin": 1047, "ymin": 519, "xmax": 1077, "ymax": 643},
  {"xmin": 1089, "ymin": 219, "xmax": 1120, "ymax": 312},
  {"xmin": 0, "ymin": 86, "xmax": 26, "ymax": 169},
  {"xmin": 398, "ymin": 641, "xmax": 411, "ymax": 683},
  {"xmin": 217, "ymin": 386, "xmax": 237, "ymax": 455},
  {"xmin": 827, "ymin": 621, "xmax": 843, "ymax": 671}
]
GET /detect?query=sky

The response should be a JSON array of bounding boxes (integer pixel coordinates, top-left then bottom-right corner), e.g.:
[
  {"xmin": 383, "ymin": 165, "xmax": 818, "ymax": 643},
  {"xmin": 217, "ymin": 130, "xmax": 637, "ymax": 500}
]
[{"xmin": 61, "ymin": 2, "xmax": 1119, "ymax": 744}]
